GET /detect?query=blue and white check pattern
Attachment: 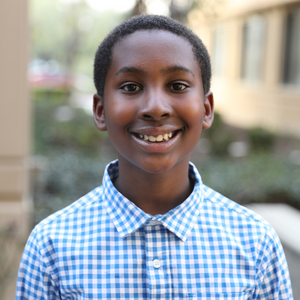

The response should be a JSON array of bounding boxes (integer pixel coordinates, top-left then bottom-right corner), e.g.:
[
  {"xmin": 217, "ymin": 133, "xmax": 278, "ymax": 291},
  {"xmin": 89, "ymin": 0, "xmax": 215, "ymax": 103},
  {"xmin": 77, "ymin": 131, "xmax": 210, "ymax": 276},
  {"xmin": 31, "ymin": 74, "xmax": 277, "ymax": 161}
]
[{"xmin": 16, "ymin": 160, "xmax": 293, "ymax": 299}]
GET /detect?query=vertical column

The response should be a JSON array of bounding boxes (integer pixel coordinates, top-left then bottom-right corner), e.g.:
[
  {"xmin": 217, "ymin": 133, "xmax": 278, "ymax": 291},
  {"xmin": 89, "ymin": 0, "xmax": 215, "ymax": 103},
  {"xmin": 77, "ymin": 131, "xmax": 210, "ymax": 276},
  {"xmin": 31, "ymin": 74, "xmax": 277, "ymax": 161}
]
[{"xmin": 0, "ymin": 0, "xmax": 31, "ymax": 237}]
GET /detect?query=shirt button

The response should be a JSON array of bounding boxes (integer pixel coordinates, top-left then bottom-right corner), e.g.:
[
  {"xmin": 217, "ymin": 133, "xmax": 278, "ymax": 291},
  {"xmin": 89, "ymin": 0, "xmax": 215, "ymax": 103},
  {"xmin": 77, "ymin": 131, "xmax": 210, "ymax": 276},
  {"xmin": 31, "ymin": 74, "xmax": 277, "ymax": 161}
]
[{"xmin": 153, "ymin": 259, "xmax": 161, "ymax": 269}]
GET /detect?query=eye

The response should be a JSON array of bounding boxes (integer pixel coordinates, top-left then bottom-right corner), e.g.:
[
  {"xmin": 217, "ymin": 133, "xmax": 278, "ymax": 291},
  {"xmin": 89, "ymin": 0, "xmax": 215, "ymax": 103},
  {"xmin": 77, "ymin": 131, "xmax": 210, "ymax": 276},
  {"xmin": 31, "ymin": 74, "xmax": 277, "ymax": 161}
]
[
  {"xmin": 122, "ymin": 84, "xmax": 142, "ymax": 92},
  {"xmin": 170, "ymin": 82, "xmax": 188, "ymax": 91}
]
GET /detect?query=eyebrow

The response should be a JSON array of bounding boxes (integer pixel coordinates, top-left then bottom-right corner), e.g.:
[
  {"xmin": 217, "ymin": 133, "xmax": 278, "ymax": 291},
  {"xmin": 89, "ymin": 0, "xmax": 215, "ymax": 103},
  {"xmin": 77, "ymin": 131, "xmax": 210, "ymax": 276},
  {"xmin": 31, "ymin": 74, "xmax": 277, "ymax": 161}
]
[
  {"xmin": 162, "ymin": 65, "xmax": 194, "ymax": 77},
  {"xmin": 115, "ymin": 65, "xmax": 194, "ymax": 77},
  {"xmin": 115, "ymin": 66, "xmax": 146, "ymax": 77}
]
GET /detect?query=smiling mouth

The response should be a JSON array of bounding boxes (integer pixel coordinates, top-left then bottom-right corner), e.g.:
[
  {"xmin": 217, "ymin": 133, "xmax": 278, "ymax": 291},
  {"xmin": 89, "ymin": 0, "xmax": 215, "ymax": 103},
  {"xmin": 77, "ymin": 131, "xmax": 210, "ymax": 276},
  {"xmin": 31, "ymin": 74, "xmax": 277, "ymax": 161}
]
[{"xmin": 132, "ymin": 130, "xmax": 180, "ymax": 143}]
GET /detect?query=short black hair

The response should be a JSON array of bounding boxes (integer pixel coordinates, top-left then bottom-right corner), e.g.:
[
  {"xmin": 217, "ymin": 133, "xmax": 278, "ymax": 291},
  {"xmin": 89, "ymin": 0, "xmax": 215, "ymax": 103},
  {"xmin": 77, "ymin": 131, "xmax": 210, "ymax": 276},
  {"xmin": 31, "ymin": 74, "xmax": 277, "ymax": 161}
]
[{"xmin": 94, "ymin": 15, "xmax": 211, "ymax": 97}]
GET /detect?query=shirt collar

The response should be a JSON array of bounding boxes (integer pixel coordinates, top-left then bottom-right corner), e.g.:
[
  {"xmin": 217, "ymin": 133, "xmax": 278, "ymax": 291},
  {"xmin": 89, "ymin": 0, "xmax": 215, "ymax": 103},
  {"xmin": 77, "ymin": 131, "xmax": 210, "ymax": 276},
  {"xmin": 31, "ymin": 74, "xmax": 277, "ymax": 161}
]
[{"xmin": 102, "ymin": 160, "xmax": 203, "ymax": 242}]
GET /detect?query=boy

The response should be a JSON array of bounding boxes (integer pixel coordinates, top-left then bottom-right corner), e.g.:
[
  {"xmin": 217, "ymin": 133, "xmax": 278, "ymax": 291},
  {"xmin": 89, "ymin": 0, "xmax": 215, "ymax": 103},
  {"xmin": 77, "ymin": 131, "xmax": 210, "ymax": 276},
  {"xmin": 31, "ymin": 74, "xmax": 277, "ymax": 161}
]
[{"xmin": 16, "ymin": 15, "xmax": 293, "ymax": 299}]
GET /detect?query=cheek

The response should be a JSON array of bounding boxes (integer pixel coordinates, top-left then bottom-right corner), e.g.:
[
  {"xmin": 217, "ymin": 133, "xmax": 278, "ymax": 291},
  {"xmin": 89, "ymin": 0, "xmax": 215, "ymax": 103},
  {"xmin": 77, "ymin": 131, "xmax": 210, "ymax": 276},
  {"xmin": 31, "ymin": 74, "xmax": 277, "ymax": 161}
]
[
  {"xmin": 105, "ymin": 101, "xmax": 136, "ymax": 132},
  {"xmin": 178, "ymin": 101, "xmax": 204, "ymax": 127}
]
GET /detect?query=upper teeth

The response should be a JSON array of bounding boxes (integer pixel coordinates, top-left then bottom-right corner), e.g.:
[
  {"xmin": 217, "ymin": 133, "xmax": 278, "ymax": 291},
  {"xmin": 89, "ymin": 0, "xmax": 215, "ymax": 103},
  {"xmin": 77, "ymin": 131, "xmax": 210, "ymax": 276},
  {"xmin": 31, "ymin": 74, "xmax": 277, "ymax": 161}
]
[{"xmin": 138, "ymin": 132, "xmax": 174, "ymax": 142}]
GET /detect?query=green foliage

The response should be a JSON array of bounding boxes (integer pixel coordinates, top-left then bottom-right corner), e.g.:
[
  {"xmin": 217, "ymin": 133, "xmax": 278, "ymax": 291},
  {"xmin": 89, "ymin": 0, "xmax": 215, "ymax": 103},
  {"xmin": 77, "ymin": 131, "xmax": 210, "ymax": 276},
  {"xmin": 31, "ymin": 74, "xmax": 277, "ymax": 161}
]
[
  {"xmin": 201, "ymin": 112, "xmax": 235, "ymax": 156},
  {"xmin": 247, "ymin": 127, "xmax": 275, "ymax": 152},
  {"xmin": 33, "ymin": 152, "xmax": 111, "ymax": 224},
  {"xmin": 33, "ymin": 89, "xmax": 106, "ymax": 156},
  {"xmin": 32, "ymin": 88, "xmax": 117, "ymax": 223},
  {"xmin": 193, "ymin": 154, "xmax": 300, "ymax": 209},
  {"xmin": 32, "ymin": 88, "xmax": 70, "ymax": 103},
  {"xmin": 191, "ymin": 112, "xmax": 300, "ymax": 210}
]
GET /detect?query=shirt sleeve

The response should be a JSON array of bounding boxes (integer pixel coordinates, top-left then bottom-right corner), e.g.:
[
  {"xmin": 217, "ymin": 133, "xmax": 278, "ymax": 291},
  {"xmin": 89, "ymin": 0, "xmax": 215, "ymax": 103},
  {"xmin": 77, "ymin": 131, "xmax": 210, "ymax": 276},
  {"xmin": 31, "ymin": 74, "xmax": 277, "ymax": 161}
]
[
  {"xmin": 253, "ymin": 228, "xmax": 294, "ymax": 300},
  {"xmin": 16, "ymin": 227, "xmax": 61, "ymax": 300}
]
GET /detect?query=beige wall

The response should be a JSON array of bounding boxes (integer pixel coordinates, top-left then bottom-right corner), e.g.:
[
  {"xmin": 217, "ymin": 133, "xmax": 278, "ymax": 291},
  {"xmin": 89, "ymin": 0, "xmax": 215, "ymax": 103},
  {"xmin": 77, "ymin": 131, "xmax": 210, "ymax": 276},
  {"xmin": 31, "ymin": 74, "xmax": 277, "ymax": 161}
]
[
  {"xmin": 0, "ymin": 0, "xmax": 31, "ymax": 236},
  {"xmin": 190, "ymin": 0, "xmax": 300, "ymax": 137},
  {"xmin": 223, "ymin": 0, "xmax": 300, "ymax": 17}
]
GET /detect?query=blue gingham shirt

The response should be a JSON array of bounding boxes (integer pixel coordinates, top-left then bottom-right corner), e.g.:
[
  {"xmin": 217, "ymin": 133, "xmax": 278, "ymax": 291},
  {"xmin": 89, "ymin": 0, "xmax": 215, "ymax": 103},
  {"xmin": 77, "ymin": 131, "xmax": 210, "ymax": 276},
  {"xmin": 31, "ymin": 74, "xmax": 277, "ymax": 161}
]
[{"xmin": 16, "ymin": 160, "xmax": 293, "ymax": 299}]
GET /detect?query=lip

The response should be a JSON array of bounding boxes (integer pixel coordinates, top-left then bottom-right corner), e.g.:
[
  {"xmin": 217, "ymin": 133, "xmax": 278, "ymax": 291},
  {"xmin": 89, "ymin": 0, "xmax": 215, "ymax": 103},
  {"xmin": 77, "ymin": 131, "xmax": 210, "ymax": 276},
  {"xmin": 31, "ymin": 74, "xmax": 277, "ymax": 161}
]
[{"xmin": 131, "ymin": 130, "xmax": 182, "ymax": 153}]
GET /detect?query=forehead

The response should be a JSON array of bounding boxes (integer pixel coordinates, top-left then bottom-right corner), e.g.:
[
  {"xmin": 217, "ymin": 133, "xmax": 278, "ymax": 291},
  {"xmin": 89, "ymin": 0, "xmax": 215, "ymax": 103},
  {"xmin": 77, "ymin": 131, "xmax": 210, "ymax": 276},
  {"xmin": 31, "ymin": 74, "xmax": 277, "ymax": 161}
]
[{"xmin": 110, "ymin": 30, "xmax": 199, "ymax": 73}]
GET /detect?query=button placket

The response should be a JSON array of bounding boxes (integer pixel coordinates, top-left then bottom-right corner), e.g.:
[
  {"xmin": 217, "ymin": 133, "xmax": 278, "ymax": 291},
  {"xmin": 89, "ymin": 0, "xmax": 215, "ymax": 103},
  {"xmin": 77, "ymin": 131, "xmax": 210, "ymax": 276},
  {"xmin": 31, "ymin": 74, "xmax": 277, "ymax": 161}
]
[{"xmin": 144, "ymin": 222, "xmax": 173, "ymax": 298}]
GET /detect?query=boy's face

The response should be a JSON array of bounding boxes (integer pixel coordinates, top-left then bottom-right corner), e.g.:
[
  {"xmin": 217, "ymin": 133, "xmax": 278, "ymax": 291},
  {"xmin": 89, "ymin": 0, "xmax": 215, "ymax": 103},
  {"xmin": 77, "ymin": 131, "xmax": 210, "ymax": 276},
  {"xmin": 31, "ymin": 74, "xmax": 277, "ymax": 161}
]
[{"xmin": 94, "ymin": 30, "xmax": 213, "ymax": 174}]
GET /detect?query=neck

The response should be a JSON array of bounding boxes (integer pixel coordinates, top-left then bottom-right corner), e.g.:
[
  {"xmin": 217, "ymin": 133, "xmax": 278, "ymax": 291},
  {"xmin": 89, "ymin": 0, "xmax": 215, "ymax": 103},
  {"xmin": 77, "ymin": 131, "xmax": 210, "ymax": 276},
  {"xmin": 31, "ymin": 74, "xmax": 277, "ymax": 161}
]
[{"xmin": 113, "ymin": 157, "xmax": 193, "ymax": 215}]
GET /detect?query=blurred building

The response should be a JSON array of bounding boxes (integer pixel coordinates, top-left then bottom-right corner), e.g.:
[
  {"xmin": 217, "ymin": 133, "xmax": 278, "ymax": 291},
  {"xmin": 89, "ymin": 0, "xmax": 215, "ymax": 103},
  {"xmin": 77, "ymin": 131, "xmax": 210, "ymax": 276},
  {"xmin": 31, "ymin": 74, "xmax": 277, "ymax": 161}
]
[
  {"xmin": 0, "ymin": 0, "xmax": 31, "ymax": 237},
  {"xmin": 191, "ymin": 0, "xmax": 300, "ymax": 137}
]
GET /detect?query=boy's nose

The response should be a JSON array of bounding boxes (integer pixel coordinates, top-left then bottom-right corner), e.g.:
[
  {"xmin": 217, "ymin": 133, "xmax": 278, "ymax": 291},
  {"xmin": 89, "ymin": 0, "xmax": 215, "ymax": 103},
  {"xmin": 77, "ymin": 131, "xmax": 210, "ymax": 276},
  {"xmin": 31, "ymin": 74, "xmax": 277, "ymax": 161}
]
[{"xmin": 138, "ymin": 90, "xmax": 172, "ymax": 121}]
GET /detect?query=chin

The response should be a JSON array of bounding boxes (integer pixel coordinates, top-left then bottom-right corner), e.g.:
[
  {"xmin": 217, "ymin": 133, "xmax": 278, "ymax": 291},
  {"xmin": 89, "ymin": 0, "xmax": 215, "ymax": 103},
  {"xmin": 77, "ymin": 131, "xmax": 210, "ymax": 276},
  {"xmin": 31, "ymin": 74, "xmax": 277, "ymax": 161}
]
[{"xmin": 137, "ymin": 156, "xmax": 185, "ymax": 175}]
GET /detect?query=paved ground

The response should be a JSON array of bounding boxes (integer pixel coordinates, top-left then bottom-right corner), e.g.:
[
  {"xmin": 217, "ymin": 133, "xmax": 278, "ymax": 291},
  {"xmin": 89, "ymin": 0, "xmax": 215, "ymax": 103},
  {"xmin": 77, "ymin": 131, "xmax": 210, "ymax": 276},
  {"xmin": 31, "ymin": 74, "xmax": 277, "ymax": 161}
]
[{"xmin": 283, "ymin": 245, "xmax": 300, "ymax": 299}]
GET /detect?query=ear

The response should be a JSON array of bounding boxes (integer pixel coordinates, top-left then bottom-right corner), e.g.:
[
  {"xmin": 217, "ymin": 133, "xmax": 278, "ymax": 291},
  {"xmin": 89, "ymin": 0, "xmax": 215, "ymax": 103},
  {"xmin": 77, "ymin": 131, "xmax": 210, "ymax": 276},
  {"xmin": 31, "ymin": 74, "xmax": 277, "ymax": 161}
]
[
  {"xmin": 93, "ymin": 94, "xmax": 107, "ymax": 131},
  {"xmin": 202, "ymin": 91, "xmax": 214, "ymax": 130}
]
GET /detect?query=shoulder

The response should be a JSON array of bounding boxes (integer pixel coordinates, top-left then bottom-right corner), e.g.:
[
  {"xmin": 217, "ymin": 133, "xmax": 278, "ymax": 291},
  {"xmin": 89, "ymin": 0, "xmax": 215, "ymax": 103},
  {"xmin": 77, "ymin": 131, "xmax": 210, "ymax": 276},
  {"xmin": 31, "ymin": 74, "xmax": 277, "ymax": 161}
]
[
  {"xmin": 198, "ymin": 184, "xmax": 287, "ymax": 277},
  {"xmin": 199, "ymin": 185, "xmax": 293, "ymax": 298},
  {"xmin": 33, "ymin": 185, "xmax": 108, "ymax": 242},
  {"xmin": 200, "ymin": 184, "xmax": 278, "ymax": 243},
  {"xmin": 19, "ymin": 184, "xmax": 112, "ymax": 285}
]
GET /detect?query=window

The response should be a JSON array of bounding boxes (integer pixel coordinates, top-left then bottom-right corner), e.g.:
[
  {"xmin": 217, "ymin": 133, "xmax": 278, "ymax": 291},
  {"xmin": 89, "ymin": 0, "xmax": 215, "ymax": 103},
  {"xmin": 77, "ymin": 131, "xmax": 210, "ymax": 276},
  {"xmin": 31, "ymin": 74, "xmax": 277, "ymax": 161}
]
[
  {"xmin": 241, "ymin": 15, "xmax": 266, "ymax": 81},
  {"xmin": 212, "ymin": 25, "xmax": 226, "ymax": 77},
  {"xmin": 283, "ymin": 8, "xmax": 300, "ymax": 86}
]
